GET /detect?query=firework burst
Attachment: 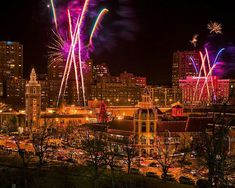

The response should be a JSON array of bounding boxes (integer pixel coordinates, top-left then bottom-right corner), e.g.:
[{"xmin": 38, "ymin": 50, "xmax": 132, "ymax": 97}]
[
  {"xmin": 48, "ymin": 0, "xmax": 110, "ymax": 107},
  {"xmin": 190, "ymin": 34, "xmax": 198, "ymax": 47},
  {"xmin": 207, "ymin": 21, "xmax": 222, "ymax": 34},
  {"xmin": 192, "ymin": 48, "xmax": 225, "ymax": 102}
]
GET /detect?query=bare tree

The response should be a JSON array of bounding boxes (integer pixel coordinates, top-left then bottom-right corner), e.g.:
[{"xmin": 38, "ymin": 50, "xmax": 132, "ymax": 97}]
[
  {"xmin": 32, "ymin": 121, "xmax": 50, "ymax": 167},
  {"xmin": 177, "ymin": 133, "xmax": 192, "ymax": 169},
  {"xmin": 122, "ymin": 136, "xmax": 137, "ymax": 174},
  {"xmin": 14, "ymin": 136, "xmax": 34, "ymax": 188},
  {"xmin": 155, "ymin": 135, "xmax": 179, "ymax": 180},
  {"xmin": 104, "ymin": 142, "xmax": 119, "ymax": 188},
  {"xmin": 64, "ymin": 124, "xmax": 75, "ymax": 146},
  {"xmin": 81, "ymin": 128, "xmax": 107, "ymax": 188},
  {"xmin": 193, "ymin": 104, "xmax": 234, "ymax": 187}
]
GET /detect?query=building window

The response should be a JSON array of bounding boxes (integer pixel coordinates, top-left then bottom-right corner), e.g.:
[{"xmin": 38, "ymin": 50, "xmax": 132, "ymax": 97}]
[
  {"xmin": 141, "ymin": 149, "xmax": 146, "ymax": 156},
  {"xmin": 150, "ymin": 122, "xmax": 154, "ymax": 132},
  {"xmin": 141, "ymin": 122, "xmax": 146, "ymax": 132},
  {"xmin": 135, "ymin": 122, "xmax": 138, "ymax": 132},
  {"xmin": 141, "ymin": 138, "xmax": 146, "ymax": 145},
  {"xmin": 33, "ymin": 87, "xmax": 36, "ymax": 94},
  {"xmin": 150, "ymin": 138, "xmax": 154, "ymax": 145}
]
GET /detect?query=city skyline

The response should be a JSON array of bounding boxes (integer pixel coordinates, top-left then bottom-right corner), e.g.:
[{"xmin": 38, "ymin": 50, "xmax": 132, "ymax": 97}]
[
  {"xmin": 1, "ymin": 1, "xmax": 235, "ymax": 85},
  {"xmin": 0, "ymin": 1, "xmax": 234, "ymax": 187}
]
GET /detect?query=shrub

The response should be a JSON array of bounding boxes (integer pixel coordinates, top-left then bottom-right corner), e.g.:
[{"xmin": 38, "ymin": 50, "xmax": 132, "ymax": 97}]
[
  {"xmin": 149, "ymin": 162, "xmax": 157, "ymax": 167},
  {"xmin": 161, "ymin": 174, "xmax": 176, "ymax": 182},
  {"xmin": 183, "ymin": 161, "xmax": 192, "ymax": 165},
  {"xmin": 179, "ymin": 176, "xmax": 194, "ymax": 185},
  {"xmin": 130, "ymin": 168, "xmax": 141, "ymax": 175},
  {"xmin": 146, "ymin": 172, "xmax": 159, "ymax": 178},
  {"xmin": 196, "ymin": 179, "xmax": 210, "ymax": 188}
]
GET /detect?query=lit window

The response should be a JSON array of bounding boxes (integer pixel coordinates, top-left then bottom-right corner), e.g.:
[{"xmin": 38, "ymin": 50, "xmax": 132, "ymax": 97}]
[{"xmin": 141, "ymin": 122, "xmax": 146, "ymax": 132}]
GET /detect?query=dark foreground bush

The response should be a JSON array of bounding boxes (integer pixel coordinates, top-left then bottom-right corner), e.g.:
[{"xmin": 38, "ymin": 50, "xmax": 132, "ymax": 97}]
[
  {"xmin": 179, "ymin": 176, "xmax": 194, "ymax": 185},
  {"xmin": 196, "ymin": 179, "xmax": 210, "ymax": 188},
  {"xmin": 146, "ymin": 172, "xmax": 159, "ymax": 178},
  {"xmin": 149, "ymin": 162, "xmax": 157, "ymax": 167},
  {"xmin": 130, "ymin": 168, "xmax": 141, "ymax": 175},
  {"xmin": 161, "ymin": 174, "xmax": 177, "ymax": 182}
]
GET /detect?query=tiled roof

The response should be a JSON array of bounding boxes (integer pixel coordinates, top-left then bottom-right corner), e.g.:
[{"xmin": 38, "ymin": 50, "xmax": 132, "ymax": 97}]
[
  {"xmin": 157, "ymin": 121, "xmax": 186, "ymax": 132},
  {"xmin": 107, "ymin": 129, "xmax": 132, "ymax": 136},
  {"xmin": 185, "ymin": 117, "xmax": 213, "ymax": 132},
  {"xmin": 108, "ymin": 120, "xmax": 133, "ymax": 132},
  {"xmin": 95, "ymin": 117, "xmax": 214, "ymax": 134}
]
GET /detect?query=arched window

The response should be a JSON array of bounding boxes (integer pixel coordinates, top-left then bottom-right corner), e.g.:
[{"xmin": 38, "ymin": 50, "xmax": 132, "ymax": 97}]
[
  {"xmin": 150, "ymin": 122, "xmax": 154, "ymax": 132},
  {"xmin": 135, "ymin": 122, "xmax": 139, "ymax": 132},
  {"xmin": 141, "ymin": 122, "xmax": 146, "ymax": 132}
]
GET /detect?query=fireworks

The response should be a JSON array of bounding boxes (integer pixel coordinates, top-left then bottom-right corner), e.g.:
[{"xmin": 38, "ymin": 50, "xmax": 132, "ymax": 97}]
[
  {"xmin": 48, "ymin": 0, "xmax": 109, "ymax": 107},
  {"xmin": 189, "ymin": 56, "xmax": 198, "ymax": 74},
  {"xmin": 207, "ymin": 21, "xmax": 222, "ymax": 34},
  {"xmin": 190, "ymin": 34, "xmax": 198, "ymax": 47},
  {"xmin": 192, "ymin": 48, "xmax": 225, "ymax": 102},
  {"xmin": 50, "ymin": 0, "xmax": 58, "ymax": 31},
  {"xmin": 89, "ymin": 8, "xmax": 109, "ymax": 47}
]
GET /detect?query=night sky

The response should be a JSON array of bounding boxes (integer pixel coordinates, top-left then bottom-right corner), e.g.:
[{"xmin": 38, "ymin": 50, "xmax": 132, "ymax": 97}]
[{"xmin": 0, "ymin": 0, "xmax": 235, "ymax": 85}]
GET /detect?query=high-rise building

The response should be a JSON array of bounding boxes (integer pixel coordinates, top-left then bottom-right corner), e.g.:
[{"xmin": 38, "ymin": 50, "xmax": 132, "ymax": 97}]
[
  {"xmin": 90, "ymin": 72, "xmax": 145, "ymax": 106},
  {"xmin": 48, "ymin": 59, "xmax": 93, "ymax": 107},
  {"xmin": 0, "ymin": 41, "xmax": 23, "ymax": 99},
  {"xmin": 48, "ymin": 79, "xmax": 61, "ymax": 107},
  {"xmin": 6, "ymin": 77, "xmax": 26, "ymax": 108},
  {"xmin": 172, "ymin": 51, "xmax": 199, "ymax": 88},
  {"xmin": 25, "ymin": 68, "xmax": 41, "ymax": 127},
  {"xmin": 48, "ymin": 59, "xmax": 65, "ymax": 80},
  {"xmin": 0, "ymin": 82, "xmax": 3, "ymax": 97},
  {"xmin": 149, "ymin": 86, "xmax": 181, "ymax": 107},
  {"xmin": 135, "ymin": 77, "xmax": 147, "ymax": 87},
  {"xmin": 179, "ymin": 76, "xmax": 235, "ymax": 105},
  {"xmin": 38, "ymin": 74, "xmax": 49, "ymax": 111},
  {"xmin": 0, "ymin": 41, "xmax": 23, "ymax": 79},
  {"xmin": 92, "ymin": 63, "xmax": 110, "ymax": 80}
]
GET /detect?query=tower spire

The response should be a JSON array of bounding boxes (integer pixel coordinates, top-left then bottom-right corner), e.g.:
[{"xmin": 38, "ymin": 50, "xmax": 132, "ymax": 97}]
[{"xmin": 29, "ymin": 68, "xmax": 38, "ymax": 83}]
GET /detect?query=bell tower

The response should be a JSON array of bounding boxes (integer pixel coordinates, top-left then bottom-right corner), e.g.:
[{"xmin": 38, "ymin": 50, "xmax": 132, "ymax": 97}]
[
  {"xmin": 134, "ymin": 88, "xmax": 158, "ymax": 156},
  {"xmin": 25, "ymin": 68, "xmax": 41, "ymax": 127}
]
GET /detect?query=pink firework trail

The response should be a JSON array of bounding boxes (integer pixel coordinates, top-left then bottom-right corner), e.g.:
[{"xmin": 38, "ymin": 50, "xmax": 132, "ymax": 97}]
[
  {"xmin": 68, "ymin": 9, "xmax": 80, "ymax": 104},
  {"xmin": 192, "ymin": 48, "xmax": 225, "ymax": 103},
  {"xmin": 57, "ymin": 12, "xmax": 80, "ymax": 107},
  {"xmin": 193, "ymin": 52, "xmax": 207, "ymax": 102},
  {"xmin": 49, "ymin": 0, "xmax": 109, "ymax": 107},
  {"xmin": 198, "ymin": 48, "xmax": 225, "ymax": 101}
]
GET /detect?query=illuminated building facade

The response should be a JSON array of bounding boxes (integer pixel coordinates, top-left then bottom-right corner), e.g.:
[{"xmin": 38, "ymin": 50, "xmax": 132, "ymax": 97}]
[
  {"xmin": 6, "ymin": 78, "xmax": 26, "ymax": 108},
  {"xmin": 38, "ymin": 74, "xmax": 49, "ymax": 111},
  {"xmin": 0, "ymin": 41, "xmax": 23, "ymax": 99},
  {"xmin": 149, "ymin": 86, "xmax": 181, "ymax": 107},
  {"xmin": 179, "ymin": 76, "xmax": 235, "ymax": 105},
  {"xmin": 172, "ymin": 51, "xmax": 199, "ymax": 88},
  {"xmin": 0, "ymin": 41, "xmax": 23, "ymax": 79},
  {"xmin": 134, "ymin": 90, "xmax": 158, "ymax": 156},
  {"xmin": 92, "ymin": 63, "xmax": 110, "ymax": 80},
  {"xmin": 90, "ymin": 72, "xmax": 144, "ymax": 106},
  {"xmin": 135, "ymin": 77, "xmax": 147, "ymax": 87},
  {"xmin": 25, "ymin": 68, "xmax": 41, "ymax": 127},
  {"xmin": 47, "ymin": 59, "xmax": 93, "ymax": 107}
]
